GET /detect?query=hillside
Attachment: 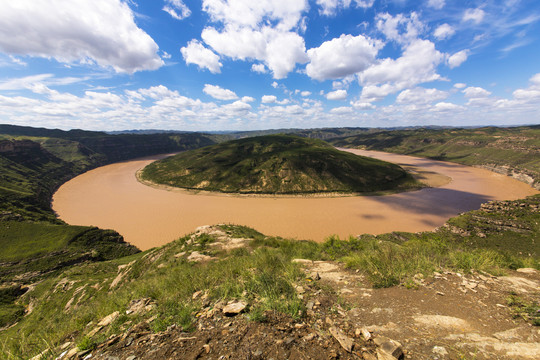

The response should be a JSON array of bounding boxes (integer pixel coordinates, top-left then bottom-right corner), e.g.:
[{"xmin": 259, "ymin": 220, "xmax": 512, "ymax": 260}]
[
  {"xmin": 0, "ymin": 125, "xmax": 216, "ymax": 329},
  {"xmin": 141, "ymin": 135, "xmax": 420, "ymax": 194},
  {"xmin": 330, "ymin": 125, "xmax": 540, "ymax": 189},
  {"xmin": 1, "ymin": 195, "xmax": 538, "ymax": 359}
]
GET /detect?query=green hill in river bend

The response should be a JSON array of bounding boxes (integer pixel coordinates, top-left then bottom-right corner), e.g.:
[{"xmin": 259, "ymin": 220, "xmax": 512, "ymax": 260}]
[{"xmin": 141, "ymin": 135, "xmax": 419, "ymax": 194}]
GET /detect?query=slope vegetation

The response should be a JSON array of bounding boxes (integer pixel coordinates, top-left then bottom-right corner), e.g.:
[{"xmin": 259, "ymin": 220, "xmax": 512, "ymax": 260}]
[
  {"xmin": 330, "ymin": 125, "xmax": 540, "ymax": 189},
  {"xmin": 141, "ymin": 135, "xmax": 419, "ymax": 194}
]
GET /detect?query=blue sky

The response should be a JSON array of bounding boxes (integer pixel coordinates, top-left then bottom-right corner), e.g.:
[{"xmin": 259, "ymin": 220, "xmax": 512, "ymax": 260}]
[{"xmin": 0, "ymin": 0, "xmax": 539, "ymax": 131}]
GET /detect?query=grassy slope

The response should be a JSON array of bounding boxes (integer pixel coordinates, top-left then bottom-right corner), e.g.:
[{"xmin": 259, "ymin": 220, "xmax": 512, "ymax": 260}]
[
  {"xmin": 142, "ymin": 134, "xmax": 419, "ymax": 194},
  {"xmin": 0, "ymin": 125, "xmax": 216, "ymax": 329},
  {"xmin": 1, "ymin": 194, "xmax": 538, "ymax": 358},
  {"xmin": 330, "ymin": 126, "xmax": 540, "ymax": 188}
]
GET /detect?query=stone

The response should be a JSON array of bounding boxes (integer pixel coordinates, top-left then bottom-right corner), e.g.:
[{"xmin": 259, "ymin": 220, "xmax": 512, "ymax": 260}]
[
  {"xmin": 127, "ymin": 298, "xmax": 154, "ymax": 315},
  {"xmin": 222, "ymin": 301, "xmax": 247, "ymax": 316},
  {"xmin": 516, "ymin": 268, "xmax": 538, "ymax": 274},
  {"xmin": 87, "ymin": 326, "xmax": 103, "ymax": 338},
  {"xmin": 377, "ymin": 348, "xmax": 400, "ymax": 360},
  {"xmin": 187, "ymin": 251, "xmax": 214, "ymax": 262},
  {"xmin": 361, "ymin": 328, "xmax": 372, "ymax": 341},
  {"xmin": 432, "ymin": 346, "xmax": 448, "ymax": 356},
  {"xmin": 292, "ymin": 259, "xmax": 313, "ymax": 264},
  {"xmin": 97, "ymin": 311, "xmax": 119, "ymax": 327},
  {"xmin": 374, "ymin": 337, "xmax": 403, "ymax": 359},
  {"xmin": 362, "ymin": 352, "xmax": 377, "ymax": 360},
  {"xmin": 65, "ymin": 347, "xmax": 79, "ymax": 359},
  {"xmin": 329, "ymin": 327, "xmax": 354, "ymax": 352}
]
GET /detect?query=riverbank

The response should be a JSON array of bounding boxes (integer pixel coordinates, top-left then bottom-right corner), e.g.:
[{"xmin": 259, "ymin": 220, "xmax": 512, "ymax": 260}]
[{"xmin": 53, "ymin": 149, "xmax": 538, "ymax": 250}]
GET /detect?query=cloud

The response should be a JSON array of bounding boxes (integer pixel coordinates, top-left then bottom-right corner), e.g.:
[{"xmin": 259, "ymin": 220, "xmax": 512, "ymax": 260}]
[
  {"xmin": 396, "ymin": 87, "xmax": 448, "ymax": 104},
  {"xmin": 359, "ymin": 40, "xmax": 444, "ymax": 101},
  {"xmin": 181, "ymin": 40, "xmax": 222, "ymax": 73},
  {"xmin": 242, "ymin": 96, "xmax": 255, "ymax": 102},
  {"xmin": 301, "ymin": 91, "xmax": 312, "ymax": 97},
  {"xmin": 454, "ymin": 83, "xmax": 467, "ymax": 89},
  {"xmin": 202, "ymin": 26, "xmax": 308, "ymax": 79},
  {"xmin": 376, "ymin": 12, "xmax": 426, "ymax": 44},
  {"xmin": 512, "ymin": 74, "xmax": 540, "ymax": 102},
  {"xmin": 326, "ymin": 89, "xmax": 348, "ymax": 100},
  {"xmin": 427, "ymin": 0, "xmax": 445, "ymax": 9},
  {"xmin": 306, "ymin": 34, "xmax": 382, "ymax": 80},
  {"xmin": 0, "ymin": 74, "xmax": 91, "ymax": 91},
  {"xmin": 163, "ymin": 0, "xmax": 191, "ymax": 20},
  {"xmin": 432, "ymin": 102, "xmax": 461, "ymax": 111},
  {"xmin": 463, "ymin": 8, "xmax": 485, "ymax": 24},
  {"xmin": 330, "ymin": 106, "xmax": 353, "ymax": 114},
  {"xmin": 202, "ymin": 0, "xmax": 308, "ymax": 31},
  {"xmin": 447, "ymin": 49, "xmax": 469, "ymax": 68},
  {"xmin": 203, "ymin": 84, "xmax": 238, "ymax": 100},
  {"xmin": 316, "ymin": 0, "xmax": 373, "ymax": 16},
  {"xmin": 222, "ymin": 100, "xmax": 252, "ymax": 113},
  {"xmin": 350, "ymin": 101, "xmax": 375, "ymax": 110},
  {"xmin": 251, "ymin": 64, "xmax": 267, "ymax": 73},
  {"xmin": 261, "ymin": 95, "xmax": 277, "ymax": 103},
  {"xmin": 434, "ymin": 24, "xmax": 455, "ymax": 40},
  {"xmin": 462, "ymin": 86, "xmax": 491, "ymax": 98},
  {"xmin": 0, "ymin": 0, "xmax": 163, "ymax": 73}
]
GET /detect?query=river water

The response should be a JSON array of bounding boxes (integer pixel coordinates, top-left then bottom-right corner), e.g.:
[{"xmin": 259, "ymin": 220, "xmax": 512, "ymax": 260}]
[{"xmin": 52, "ymin": 149, "xmax": 538, "ymax": 250}]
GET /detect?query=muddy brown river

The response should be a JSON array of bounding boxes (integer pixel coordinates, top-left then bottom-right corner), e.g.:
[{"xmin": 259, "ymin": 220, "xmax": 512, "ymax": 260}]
[{"xmin": 52, "ymin": 149, "xmax": 538, "ymax": 250}]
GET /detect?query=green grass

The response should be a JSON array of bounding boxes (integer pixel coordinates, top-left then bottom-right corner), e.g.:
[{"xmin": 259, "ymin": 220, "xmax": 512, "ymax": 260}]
[
  {"xmin": 507, "ymin": 293, "xmax": 540, "ymax": 326},
  {"xmin": 142, "ymin": 134, "xmax": 420, "ymax": 194},
  {"xmin": 0, "ymin": 221, "xmax": 90, "ymax": 262}
]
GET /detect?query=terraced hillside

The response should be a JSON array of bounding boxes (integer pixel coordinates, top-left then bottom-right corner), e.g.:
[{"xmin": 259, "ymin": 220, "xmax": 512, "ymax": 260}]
[{"xmin": 141, "ymin": 135, "xmax": 420, "ymax": 194}]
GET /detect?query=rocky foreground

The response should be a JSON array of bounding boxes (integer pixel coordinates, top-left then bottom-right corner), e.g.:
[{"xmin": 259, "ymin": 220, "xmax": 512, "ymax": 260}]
[{"xmin": 40, "ymin": 224, "xmax": 539, "ymax": 360}]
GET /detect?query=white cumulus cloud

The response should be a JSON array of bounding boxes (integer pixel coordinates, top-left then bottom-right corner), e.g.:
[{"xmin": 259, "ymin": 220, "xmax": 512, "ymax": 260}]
[
  {"xmin": 359, "ymin": 40, "xmax": 444, "ymax": 101},
  {"xmin": 396, "ymin": 87, "xmax": 448, "ymax": 104},
  {"xmin": 462, "ymin": 86, "xmax": 491, "ymax": 98},
  {"xmin": 447, "ymin": 50, "xmax": 469, "ymax": 68},
  {"xmin": 0, "ymin": 0, "xmax": 163, "ymax": 73},
  {"xmin": 203, "ymin": 84, "xmax": 238, "ymax": 100},
  {"xmin": 251, "ymin": 64, "xmax": 267, "ymax": 73},
  {"xmin": 330, "ymin": 106, "xmax": 353, "ymax": 114},
  {"xmin": 163, "ymin": 0, "xmax": 191, "ymax": 20},
  {"xmin": 326, "ymin": 89, "xmax": 348, "ymax": 100},
  {"xmin": 463, "ymin": 8, "xmax": 485, "ymax": 24},
  {"xmin": 181, "ymin": 40, "xmax": 222, "ymax": 73},
  {"xmin": 376, "ymin": 12, "xmax": 426, "ymax": 45},
  {"xmin": 434, "ymin": 24, "xmax": 455, "ymax": 40},
  {"xmin": 202, "ymin": 26, "xmax": 308, "ymax": 79},
  {"xmin": 432, "ymin": 102, "xmax": 461, "ymax": 111},
  {"xmin": 261, "ymin": 95, "xmax": 277, "ymax": 103},
  {"xmin": 306, "ymin": 34, "xmax": 382, "ymax": 81},
  {"xmin": 202, "ymin": 0, "xmax": 308, "ymax": 31}
]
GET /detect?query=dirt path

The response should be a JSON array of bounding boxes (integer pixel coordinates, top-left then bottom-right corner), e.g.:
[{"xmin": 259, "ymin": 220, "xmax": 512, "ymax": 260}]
[
  {"xmin": 292, "ymin": 259, "xmax": 540, "ymax": 359},
  {"xmin": 52, "ymin": 150, "xmax": 538, "ymax": 250}
]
